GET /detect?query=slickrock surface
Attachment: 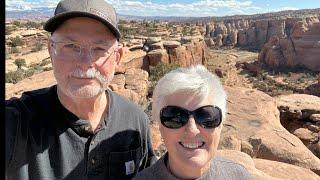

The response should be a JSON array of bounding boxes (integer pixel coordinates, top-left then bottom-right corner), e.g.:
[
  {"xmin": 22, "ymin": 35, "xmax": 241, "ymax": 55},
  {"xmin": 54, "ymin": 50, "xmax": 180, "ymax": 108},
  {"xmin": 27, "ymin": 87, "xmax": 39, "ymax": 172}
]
[
  {"xmin": 5, "ymin": 70, "xmax": 56, "ymax": 99},
  {"xmin": 220, "ymin": 86, "xmax": 320, "ymax": 175},
  {"xmin": 217, "ymin": 150, "xmax": 319, "ymax": 180},
  {"xmin": 276, "ymin": 94, "xmax": 320, "ymax": 159}
]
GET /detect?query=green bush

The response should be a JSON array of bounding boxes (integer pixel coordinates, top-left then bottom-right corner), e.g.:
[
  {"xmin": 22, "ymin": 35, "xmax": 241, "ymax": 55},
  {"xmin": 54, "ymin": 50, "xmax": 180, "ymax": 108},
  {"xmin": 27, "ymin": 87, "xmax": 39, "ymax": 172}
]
[
  {"xmin": 149, "ymin": 62, "xmax": 180, "ymax": 92},
  {"xmin": 31, "ymin": 41, "xmax": 43, "ymax": 52},
  {"xmin": 43, "ymin": 67, "xmax": 53, "ymax": 71},
  {"xmin": 5, "ymin": 69, "xmax": 25, "ymax": 84},
  {"xmin": 5, "ymin": 26, "xmax": 16, "ymax": 35},
  {"xmin": 14, "ymin": 58, "xmax": 26, "ymax": 68},
  {"xmin": 24, "ymin": 21, "xmax": 41, "ymax": 29},
  {"xmin": 12, "ymin": 21, "xmax": 21, "ymax": 27},
  {"xmin": 39, "ymin": 58, "xmax": 51, "ymax": 66},
  {"xmin": 10, "ymin": 47, "xmax": 20, "ymax": 54},
  {"xmin": 9, "ymin": 36, "xmax": 24, "ymax": 47}
]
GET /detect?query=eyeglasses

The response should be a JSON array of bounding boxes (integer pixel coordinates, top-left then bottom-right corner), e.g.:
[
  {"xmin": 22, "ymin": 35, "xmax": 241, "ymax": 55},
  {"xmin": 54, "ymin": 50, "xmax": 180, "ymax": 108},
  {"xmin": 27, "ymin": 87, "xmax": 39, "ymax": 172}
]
[
  {"xmin": 50, "ymin": 40, "xmax": 117, "ymax": 62},
  {"xmin": 160, "ymin": 105, "xmax": 222, "ymax": 129}
]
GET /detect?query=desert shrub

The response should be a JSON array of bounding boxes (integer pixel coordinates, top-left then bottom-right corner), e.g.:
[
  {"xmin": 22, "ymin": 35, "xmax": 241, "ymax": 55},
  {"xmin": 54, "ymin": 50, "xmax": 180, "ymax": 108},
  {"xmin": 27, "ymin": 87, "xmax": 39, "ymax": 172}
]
[
  {"xmin": 10, "ymin": 47, "xmax": 20, "ymax": 54},
  {"xmin": 12, "ymin": 21, "xmax": 21, "ymax": 27},
  {"xmin": 9, "ymin": 36, "xmax": 24, "ymax": 47},
  {"xmin": 43, "ymin": 67, "xmax": 53, "ymax": 71},
  {"xmin": 28, "ymin": 63, "xmax": 43, "ymax": 72},
  {"xmin": 149, "ymin": 62, "xmax": 180, "ymax": 92},
  {"xmin": 39, "ymin": 58, "xmax": 51, "ymax": 66},
  {"xmin": 5, "ymin": 26, "xmax": 16, "ymax": 35},
  {"xmin": 5, "ymin": 69, "xmax": 25, "ymax": 84},
  {"xmin": 31, "ymin": 41, "xmax": 43, "ymax": 52},
  {"xmin": 24, "ymin": 68, "xmax": 36, "ymax": 77},
  {"xmin": 24, "ymin": 21, "xmax": 41, "ymax": 29},
  {"xmin": 14, "ymin": 58, "xmax": 26, "ymax": 68}
]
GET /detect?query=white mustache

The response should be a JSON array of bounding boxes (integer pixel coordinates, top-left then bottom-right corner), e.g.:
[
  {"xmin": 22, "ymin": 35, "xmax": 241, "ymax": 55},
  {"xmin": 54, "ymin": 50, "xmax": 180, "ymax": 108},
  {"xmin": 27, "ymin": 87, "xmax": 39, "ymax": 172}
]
[{"xmin": 70, "ymin": 67, "xmax": 108, "ymax": 84}]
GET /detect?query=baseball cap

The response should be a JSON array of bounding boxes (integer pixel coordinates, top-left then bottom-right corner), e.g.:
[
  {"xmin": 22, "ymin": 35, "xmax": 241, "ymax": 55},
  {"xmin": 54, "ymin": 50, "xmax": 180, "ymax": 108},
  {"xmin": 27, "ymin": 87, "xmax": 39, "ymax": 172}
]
[{"xmin": 44, "ymin": 0, "xmax": 121, "ymax": 39}]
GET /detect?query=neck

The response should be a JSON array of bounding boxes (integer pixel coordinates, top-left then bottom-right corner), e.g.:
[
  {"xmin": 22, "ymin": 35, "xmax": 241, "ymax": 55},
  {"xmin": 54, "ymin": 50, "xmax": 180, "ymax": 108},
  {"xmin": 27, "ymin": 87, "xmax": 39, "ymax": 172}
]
[
  {"xmin": 57, "ymin": 87, "xmax": 108, "ymax": 131},
  {"xmin": 167, "ymin": 156, "xmax": 211, "ymax": 179}
]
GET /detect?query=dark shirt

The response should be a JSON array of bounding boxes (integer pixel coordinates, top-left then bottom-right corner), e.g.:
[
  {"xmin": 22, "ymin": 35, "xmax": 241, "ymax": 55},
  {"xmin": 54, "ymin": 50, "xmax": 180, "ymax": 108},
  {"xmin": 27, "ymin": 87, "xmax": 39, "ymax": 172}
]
[{"xmin": 6, "ymin": 85, "xmax": 156, "ymax": 180}]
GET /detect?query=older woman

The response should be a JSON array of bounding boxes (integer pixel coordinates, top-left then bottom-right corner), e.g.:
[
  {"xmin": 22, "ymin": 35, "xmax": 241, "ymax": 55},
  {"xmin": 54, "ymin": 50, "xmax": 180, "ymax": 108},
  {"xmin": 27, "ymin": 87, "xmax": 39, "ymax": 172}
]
[{"xmin": 133, "ymin": 65, "xmax": 252, "ymax": 180}]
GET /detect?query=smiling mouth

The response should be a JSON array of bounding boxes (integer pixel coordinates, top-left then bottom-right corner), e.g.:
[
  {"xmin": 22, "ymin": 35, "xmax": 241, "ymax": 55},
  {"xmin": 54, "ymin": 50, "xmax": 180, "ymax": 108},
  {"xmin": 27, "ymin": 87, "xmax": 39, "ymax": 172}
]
[{"xmin": 179, "ymin": 142, "xmax": 205, "ymax": 149}]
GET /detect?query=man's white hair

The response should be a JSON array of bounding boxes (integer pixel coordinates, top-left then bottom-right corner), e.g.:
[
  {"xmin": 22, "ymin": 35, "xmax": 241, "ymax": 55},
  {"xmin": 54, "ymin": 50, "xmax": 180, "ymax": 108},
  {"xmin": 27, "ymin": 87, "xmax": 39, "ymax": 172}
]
[{"xmin": 152, "ymin": 64, "xmax": 227, "ymax": 122}]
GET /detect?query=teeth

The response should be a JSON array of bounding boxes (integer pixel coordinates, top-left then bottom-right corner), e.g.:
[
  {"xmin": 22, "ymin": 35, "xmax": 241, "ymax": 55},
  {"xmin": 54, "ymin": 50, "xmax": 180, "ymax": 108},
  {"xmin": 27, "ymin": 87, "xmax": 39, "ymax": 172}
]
[{"xmin": 180, "ymin": 142, "xmax": 204, "ymax": 149}]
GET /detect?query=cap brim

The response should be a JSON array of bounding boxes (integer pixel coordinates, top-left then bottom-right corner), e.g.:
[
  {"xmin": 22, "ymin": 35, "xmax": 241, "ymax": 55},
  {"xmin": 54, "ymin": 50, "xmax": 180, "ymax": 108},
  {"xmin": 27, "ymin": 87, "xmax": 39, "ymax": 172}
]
[{"xmin": 44, "ymin": 11, "xmax": 121, "ymax": 39}]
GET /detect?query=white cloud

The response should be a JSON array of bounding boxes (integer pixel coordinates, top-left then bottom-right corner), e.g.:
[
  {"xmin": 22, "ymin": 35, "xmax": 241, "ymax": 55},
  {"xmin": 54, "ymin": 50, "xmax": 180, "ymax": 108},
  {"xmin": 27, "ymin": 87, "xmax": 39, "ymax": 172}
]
[
  {"xmin": 106, "ymin": 0, "xmax": 260, "ymax": 16},
  {"xmin": 278, "ymin": 6, "xmax": 299, "ymax": 11},
  {"xmin": 6, "ymin": 0, "xmax": 59, "ymax": 11},
  {"xmin": 258, "ymin": 6, "xmax": 299, "ymax": 14},
  {"xmin": 4, "ymin": 0, "xmax": 299, "ymax": 17}
]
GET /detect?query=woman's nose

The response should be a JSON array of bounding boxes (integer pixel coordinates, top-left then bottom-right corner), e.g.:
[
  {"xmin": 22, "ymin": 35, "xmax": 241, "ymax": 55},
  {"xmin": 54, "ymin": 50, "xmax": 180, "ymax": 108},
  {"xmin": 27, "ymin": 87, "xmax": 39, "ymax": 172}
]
[{"xmin": 184, "ymin": 116, "xmax": 201, "ymax": 137}]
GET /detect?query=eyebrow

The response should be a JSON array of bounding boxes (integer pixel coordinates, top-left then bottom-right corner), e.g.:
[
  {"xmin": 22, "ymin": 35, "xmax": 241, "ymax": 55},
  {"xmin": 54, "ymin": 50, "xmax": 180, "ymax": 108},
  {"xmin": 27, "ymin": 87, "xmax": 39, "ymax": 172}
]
[
  {"xmin": 62, "ymin": 36, "xmax": 76, "ymax": 42},
  {"xmin": 56, "ymin": 36, "xmax": 114, "ymax": 44}
]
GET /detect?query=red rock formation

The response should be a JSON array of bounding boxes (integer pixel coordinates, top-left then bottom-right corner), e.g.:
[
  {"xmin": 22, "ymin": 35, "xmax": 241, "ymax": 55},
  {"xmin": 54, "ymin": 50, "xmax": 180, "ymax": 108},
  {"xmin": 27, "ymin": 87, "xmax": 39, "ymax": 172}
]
[{"xmin": 259, "ymin": 19, "xmax": 320, "ymax": 71}]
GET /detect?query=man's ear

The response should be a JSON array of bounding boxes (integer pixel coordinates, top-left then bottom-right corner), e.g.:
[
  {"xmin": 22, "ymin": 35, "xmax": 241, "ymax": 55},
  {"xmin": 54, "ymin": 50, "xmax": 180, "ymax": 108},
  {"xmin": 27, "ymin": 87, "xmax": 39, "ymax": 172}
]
[
  {"xmin": 115, "ymin": 45, "xmax": 123, "ymax": 65},
  {"xmin": 47, "ymin": 39, "xmax": 54, "ymax": 63}
]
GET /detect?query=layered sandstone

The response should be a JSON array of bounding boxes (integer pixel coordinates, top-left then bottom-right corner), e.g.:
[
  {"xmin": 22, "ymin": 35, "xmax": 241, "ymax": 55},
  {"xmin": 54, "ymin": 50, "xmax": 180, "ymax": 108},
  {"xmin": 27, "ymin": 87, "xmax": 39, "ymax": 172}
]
[
  {"xmin": 259, "ymin": 18, "xmax": 320, "ymax": 71},
  {"xmin": 118, "ymin": 35, "xmax": 207, "ymax": 72}
]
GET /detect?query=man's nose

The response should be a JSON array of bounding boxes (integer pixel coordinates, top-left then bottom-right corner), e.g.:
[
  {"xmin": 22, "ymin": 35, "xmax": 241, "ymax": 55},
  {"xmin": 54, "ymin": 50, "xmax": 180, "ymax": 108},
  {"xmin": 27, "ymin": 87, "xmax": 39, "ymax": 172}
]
[
  {"xmin": 184, "ymin": 116, "xmax": 200, "ymax": 137},
  {"xmin": 78, "ymin": 48, "xmax": 92, "ymax": 65}
]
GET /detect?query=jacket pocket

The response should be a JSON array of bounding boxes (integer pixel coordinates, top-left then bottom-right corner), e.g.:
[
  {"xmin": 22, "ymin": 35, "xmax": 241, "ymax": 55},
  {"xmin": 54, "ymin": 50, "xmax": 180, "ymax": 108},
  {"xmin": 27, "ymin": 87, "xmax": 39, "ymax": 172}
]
[{"xmin": 108, "ymin": 146, "xmax": 143, "ymax": 180}]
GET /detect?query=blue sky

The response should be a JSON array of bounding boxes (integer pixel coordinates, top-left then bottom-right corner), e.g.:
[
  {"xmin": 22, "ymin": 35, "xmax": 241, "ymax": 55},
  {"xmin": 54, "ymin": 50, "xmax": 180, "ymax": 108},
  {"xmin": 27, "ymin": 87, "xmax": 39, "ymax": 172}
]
[{"xmin": 6, "ymin": 0, "xmax": 320, "ymax": 17}]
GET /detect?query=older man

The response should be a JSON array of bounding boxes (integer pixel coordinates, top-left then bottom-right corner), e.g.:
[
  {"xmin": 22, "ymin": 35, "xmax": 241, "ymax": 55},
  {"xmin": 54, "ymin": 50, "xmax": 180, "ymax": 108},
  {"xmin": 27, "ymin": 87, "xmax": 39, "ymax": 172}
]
[{"xmin": 5, "ymin": 0, "xmax": 156, "ymax": 179}]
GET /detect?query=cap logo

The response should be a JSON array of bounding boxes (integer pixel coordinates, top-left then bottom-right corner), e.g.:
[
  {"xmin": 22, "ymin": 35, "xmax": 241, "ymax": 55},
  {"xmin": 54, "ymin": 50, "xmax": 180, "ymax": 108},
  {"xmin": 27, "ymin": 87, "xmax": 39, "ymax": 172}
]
[{"xmin": 89, "ymin": 8, "xmax": 114, "ymax": 25}]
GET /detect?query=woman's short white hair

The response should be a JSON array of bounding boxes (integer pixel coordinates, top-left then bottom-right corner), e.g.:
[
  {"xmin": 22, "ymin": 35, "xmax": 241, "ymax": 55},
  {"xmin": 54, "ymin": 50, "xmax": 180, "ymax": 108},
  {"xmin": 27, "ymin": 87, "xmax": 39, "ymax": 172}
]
[{"xmin": 152, "ymin": 64, "xmax": 227, "ymax": 123}]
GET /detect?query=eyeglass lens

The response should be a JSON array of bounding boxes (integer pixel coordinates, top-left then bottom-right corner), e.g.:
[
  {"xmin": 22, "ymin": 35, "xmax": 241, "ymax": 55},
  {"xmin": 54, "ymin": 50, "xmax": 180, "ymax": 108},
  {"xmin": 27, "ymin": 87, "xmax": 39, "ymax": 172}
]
[
  {"xmin": 53, "ymin": 42, "xmax": 113, "ymax": 61},
  {"xmin": 160, "ymin": 105, "xmax": 222, "ymax": 129}
]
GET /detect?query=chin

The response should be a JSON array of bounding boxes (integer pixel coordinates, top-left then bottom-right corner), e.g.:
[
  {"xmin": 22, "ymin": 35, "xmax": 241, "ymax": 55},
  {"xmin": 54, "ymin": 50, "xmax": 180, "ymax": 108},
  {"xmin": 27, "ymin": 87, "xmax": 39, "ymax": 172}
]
[
  {"xmin": 175, "ymin": 150, "xmax": 211, "ymax": 171},
  {"xmin": 186, "ymin": 154, "xmax": 211, "ymax": 169},
  {"xmin": 66, "ymin": 85, "xmax": 104, "ymax": 98}
]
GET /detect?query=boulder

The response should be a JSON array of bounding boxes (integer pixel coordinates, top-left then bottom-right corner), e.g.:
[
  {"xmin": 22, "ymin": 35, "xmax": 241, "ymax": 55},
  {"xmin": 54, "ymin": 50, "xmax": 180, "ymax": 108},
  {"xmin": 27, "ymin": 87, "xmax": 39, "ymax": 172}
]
[
  {"xmin": 217, "ymin": 150, "xmax": 278, "ymax": 180},
  {"xmin": 168, "ymin": 46, "xmax": 187, "ymax": 67},
  {"xmin": 292, "ymin": 128, "xmax": 318, "ymax": 144},
  {"xmin": 116, "ymin": 48, "xmax": 148, "ymax": 73},
  {"xmin": 276, "ymin": 94, "xmax": 320, "ymax": 121},
  {"xmin": 124, "ymin": 68, "xmax": 149, "ymax": 106},
  {"xmin": 147, "ymin": 49, "xmax": 169, "ymax": 66},
  {"xmin": 149, "ymin": 41, "xmax": 164, "ymax": 50},
  {"xmin": 162, "ymin": 40, "xmax": 181, "ymax": 49},
  {"xmin": 219, "ymin": 86, "xmax": 320, "ymax": 175},
  {"xmin": 310, "ymin": 114, "xmax": 320, "ymax": 122},
  {"xmin": 146, "ymin": 36, "xmax": 162, "ymax": 44},
  {"xmin": 253, "ymin": 158, "xmax": 319, "ymax": 180},
  {"xmin": 6, "ymin": 70, "xmax": 56, "ymax": 99},
  {"xmin": 110, "ymin": 74, "xmax": 125, "ymax": 90},
  {"xmin": 114, "ymin": 88, "xmax": 140, "ymax": 106}
]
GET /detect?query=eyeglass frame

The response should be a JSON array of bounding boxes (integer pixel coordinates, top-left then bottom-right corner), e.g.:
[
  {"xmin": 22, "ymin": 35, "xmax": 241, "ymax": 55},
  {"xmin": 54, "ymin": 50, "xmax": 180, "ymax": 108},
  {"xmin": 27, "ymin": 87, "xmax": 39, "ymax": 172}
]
[{"xmin": 49, "ymin": 39, "xmax": 119, "ymax": 62}]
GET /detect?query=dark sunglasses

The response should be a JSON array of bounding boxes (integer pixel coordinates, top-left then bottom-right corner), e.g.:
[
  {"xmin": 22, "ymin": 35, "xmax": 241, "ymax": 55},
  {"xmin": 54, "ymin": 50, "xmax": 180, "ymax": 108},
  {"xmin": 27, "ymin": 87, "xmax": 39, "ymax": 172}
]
[{"xmin": 160, "ymin": 105, "xmax": 222, "ymax": 129}]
